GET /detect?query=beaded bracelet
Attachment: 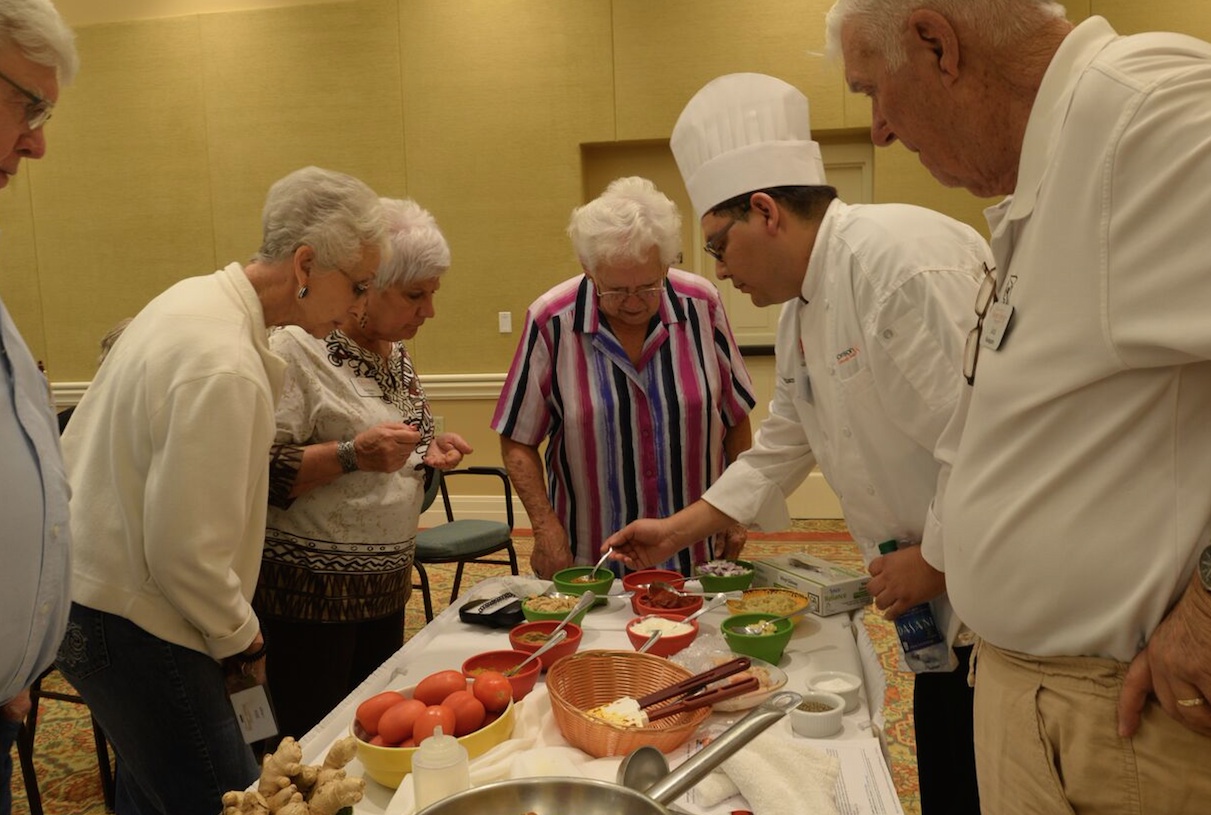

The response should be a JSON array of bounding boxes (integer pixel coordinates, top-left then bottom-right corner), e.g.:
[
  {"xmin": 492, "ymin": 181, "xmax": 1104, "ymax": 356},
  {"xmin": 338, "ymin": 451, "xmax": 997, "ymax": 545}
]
[{"xmin": 337, "ymin": 439, "xmax": 359, "ymax": 473}]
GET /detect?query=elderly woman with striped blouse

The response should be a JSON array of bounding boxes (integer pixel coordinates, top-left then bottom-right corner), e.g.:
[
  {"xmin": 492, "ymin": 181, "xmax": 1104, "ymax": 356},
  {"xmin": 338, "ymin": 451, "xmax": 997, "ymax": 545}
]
[{"xmin": 493, "ymin": 176, "xmax": 755, "ymax": 580}]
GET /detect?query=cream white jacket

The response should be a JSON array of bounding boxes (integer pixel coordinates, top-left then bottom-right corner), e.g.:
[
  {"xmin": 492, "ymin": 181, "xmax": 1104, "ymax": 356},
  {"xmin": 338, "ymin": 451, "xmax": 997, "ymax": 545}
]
[{"xmin": 63, "ymin": 263, "xmax": 285, "ymax": 660}]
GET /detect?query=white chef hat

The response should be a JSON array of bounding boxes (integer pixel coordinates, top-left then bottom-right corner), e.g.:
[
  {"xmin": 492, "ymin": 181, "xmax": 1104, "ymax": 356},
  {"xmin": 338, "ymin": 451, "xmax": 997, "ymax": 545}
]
[{"xmin": 671, "ymin": 72, "xmax": 827, "ymax": 220}]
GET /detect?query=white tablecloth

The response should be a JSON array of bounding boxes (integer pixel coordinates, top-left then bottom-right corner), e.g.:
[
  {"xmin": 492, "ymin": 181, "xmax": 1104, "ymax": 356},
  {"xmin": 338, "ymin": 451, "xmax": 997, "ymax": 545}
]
[{"xmin": 297, "ymin": 576, "xmax": 902, "ymax": 815}]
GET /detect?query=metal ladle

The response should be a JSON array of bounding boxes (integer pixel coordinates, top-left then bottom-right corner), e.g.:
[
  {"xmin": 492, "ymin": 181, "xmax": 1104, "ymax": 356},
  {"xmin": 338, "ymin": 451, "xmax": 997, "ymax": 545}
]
[{"xmin": 617, "ymin": 745, "xmax": 669, "ymax": 792}]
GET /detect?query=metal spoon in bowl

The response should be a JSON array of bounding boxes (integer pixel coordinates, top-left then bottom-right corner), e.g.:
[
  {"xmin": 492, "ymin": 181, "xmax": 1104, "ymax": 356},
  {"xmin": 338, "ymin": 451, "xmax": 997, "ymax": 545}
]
[
  {"xmin": 635, "ymin": 629, "xmax": 663, "ymax": 654},
  {"xmin": 547, "ymin": 590, "xmax": 596, "ymax": 641},
  {"xmin": 589, "ymin": 547, "xmax": 613, "ymax": 578},
  {"xmin": 647, "ymin": 580, "xmax": 719, "ymax": 599},
  {"xmin": 678, "ymin": 592, "xmax": 730, "ymax": 625},
  {"xmin": 503, "ymin": 628, "xmax": 568, "ymax": 676},
  {"xmin": 732, "ymin": 604, "xmax": 814, "ymax": 635}
]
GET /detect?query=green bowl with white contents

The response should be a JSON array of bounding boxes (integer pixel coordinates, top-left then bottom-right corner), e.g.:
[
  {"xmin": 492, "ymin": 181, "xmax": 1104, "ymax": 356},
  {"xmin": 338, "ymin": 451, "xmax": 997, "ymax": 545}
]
[
  {"xmin": 720, "ymin": 612, "xmax": 794, "ymax": 664},
  {"xmin": 694, "ymin": 559, "xmax": 756, "ymax": 593}
]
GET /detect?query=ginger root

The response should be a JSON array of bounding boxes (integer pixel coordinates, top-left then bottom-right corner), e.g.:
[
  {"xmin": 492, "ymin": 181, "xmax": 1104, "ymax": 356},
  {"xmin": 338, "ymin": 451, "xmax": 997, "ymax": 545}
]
[
  {"xmin": 258, "ymin": 738, "xmax": 304, "ymax": 798},
  {"xmin": 221, "ymin": 790, "xmax": 270, "ymax": 815},
  {"xmin": 323, "ymin": 736, "xmax": 357, "ymax": 770},
  {"xmin": 225, "ymin": 734, "xmax": 366, "ymax": 815},
  {"xmin": 306, "ymin": 776, "xmax": 365, "ymax": 815}
]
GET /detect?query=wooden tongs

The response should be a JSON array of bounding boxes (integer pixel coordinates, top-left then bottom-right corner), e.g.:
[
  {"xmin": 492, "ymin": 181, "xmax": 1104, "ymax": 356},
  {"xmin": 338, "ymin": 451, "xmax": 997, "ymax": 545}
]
[
  {"xmin": 643, "ymin": 657, "xmax": 759, "ymax": 721},
  {"xmin": 589, "ymin": 656, "xmax": 756, "ymax": 726}
]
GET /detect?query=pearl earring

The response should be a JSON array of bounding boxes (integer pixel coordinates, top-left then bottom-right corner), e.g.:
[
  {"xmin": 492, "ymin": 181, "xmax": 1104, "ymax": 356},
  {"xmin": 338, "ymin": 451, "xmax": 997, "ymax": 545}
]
[{"xmin": 297, "ymin": 285, "xmax": 308, "ymax": 299}]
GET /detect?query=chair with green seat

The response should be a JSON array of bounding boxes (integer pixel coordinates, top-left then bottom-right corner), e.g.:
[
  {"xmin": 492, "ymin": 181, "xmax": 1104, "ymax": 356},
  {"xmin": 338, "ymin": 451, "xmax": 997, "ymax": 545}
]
[{"xmin": 413, "ymin": 466, "xmax": 520, "ymax": 621}]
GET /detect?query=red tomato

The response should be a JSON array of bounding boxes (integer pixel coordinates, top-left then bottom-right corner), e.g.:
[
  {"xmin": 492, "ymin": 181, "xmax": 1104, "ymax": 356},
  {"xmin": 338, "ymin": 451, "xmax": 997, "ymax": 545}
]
[
  {"xmin": 377, "ymin": 698, "xmax": 427, "ymax": 744},
  {"xmin": 442, "ymin": 690, "xmax": 487, "ymax": 736},
  {"xmin": 414, "ymin": 670, "xmax": 469, "ymax": 706},
  {"xmin": 368, "ymin": 734, "xmax": 395, "ymax": 747},
  {"xmin": 472, "ymin": 670, "xmax": 513, "ymax": 712},
  {"xmin": 355, "ymin": 690, "xmax": 406, "ymax": 737},
  {"xmin": 412, "ymin": 705, "xmax": 457, "ymax": 744}
]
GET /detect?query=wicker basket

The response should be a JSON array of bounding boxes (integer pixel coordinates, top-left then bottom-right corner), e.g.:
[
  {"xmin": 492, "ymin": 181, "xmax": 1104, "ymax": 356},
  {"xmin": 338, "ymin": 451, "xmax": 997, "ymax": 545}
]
[{"xmin": 545, "ymin": 650, "xmax": 712, "ymax": 757}]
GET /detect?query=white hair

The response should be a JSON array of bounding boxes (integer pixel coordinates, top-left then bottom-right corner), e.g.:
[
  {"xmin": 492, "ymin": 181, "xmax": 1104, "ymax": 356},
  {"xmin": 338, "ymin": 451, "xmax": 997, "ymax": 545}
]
[
  {"xmin": 375, "ymin": 197, "xmax": 451, "ymax": 289},
  {"xmin": 0, "ymin": 0, "xmax": 78, "ymax": 84},
  {"xmin": 567, "ymin": 176, "xmax": 682, "ymax": 275},
  {"xmin": 825, "ymin": 0, "xmax": 1068, "ymax": 68},
  {"xmin": 256, "ymin": 166, "xmax": 387, "ymax": 272}
]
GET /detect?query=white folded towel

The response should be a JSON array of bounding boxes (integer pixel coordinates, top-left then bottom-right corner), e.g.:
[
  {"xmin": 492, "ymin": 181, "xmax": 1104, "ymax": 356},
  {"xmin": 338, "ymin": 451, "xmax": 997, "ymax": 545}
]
[{"xmin": 687, "ymin": 727, "xmax": 840, "ymax": 815}]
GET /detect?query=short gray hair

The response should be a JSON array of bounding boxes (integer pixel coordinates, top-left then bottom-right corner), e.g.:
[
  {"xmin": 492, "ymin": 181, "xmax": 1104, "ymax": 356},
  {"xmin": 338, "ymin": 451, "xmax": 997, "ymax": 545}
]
[
  {"xmin": 825, "ymin": 0, "xmax": 1067, "ymax": 69},
  {"xmin": 256, "ymin": 166, "xmax": 387, "ymax": 272},
  {"xmin": 567, "ymin": 176, "xmax": 682, "ymax": 275},
  {"xmin": 0, "ymin": 0, "xmax": 78, "ymax": 84},
  {"xmin": 375, "ymin": 198, "xmax": 451, "ymax": 289}
]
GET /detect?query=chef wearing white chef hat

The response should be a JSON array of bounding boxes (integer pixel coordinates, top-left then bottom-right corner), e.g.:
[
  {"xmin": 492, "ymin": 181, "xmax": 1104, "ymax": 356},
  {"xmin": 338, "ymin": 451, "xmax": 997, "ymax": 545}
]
[{"xmin": 609, "ymin": 72, "xmax": 991, "ymax": 815}]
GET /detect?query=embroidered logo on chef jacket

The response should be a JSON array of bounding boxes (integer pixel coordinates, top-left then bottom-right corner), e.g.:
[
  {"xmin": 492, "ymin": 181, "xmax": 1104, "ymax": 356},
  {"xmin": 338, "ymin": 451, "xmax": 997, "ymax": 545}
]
[{"xmin": 835, "ymin": 347, "xmax": 859, "ymax": 365}]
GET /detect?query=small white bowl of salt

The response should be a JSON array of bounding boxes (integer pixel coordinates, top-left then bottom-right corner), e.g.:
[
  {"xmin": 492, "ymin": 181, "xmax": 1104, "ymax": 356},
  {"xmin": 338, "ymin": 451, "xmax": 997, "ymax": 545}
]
[{"xmin": 806, "ymin": 670, "xmax": 863, "ymax": 713}]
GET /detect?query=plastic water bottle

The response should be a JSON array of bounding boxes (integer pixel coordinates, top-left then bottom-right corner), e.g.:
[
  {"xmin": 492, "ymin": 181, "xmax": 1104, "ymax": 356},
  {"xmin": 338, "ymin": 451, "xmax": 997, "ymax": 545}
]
[
  {"xmin": 412, "ymin": 726, "xmax": 470, "ymax": 808},
  {"xmin": 877, "ymin": 540, "xmax": 950, "ymax": 672}
]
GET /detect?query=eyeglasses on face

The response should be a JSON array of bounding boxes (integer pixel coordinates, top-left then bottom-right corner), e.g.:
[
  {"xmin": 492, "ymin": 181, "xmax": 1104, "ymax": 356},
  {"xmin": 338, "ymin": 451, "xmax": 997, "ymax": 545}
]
[
  {"xmin": 594, "ymin": 277, "xmax": 666, "ymax": 305},
  {"xmin": 962, "ymin": 263, "xmax": 998, "ymax": 386},
  {"xmin": 0, "ymin": 69, "xmax": 53, "ymax": 130},
  {"xmin": 703, "ymin": 218, "xmax": 738, "ymax": 262}
]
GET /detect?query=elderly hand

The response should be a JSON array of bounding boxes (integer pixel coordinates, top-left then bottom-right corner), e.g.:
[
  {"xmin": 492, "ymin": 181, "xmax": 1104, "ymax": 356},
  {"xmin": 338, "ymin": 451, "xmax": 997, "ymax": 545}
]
[
  {"xmin": 354, "ymin": 422, "xmax": 422, "ymax": 473},
  {"xmin": 1, "ymin": 688, "xmax": 31, "ymax": 723},
  {"xmin": 1119, "ymin": 573, "xmax": 1211, "ymax": 738},
  {"xmin": 721, "ymin": 523, "xmax": 748, "ymax": 560},
  {"xmin": 423, "ymin": 432, "xmax": 473, "ymax": 470},
  {"xmin": 605, "ymin": 518, "xmax": 690, "ymax": 571},
  {"xmin": 530, "ymin": 519, "xmax": 573, "ymax": 580},
  {"xmin": 867, "ymin": 544, "xmax": 946, "ymax": 620}
]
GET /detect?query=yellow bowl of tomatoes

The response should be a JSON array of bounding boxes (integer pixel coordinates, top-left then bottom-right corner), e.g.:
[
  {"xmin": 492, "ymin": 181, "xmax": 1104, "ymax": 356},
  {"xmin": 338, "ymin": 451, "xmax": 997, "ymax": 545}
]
[{"xmin": 351, "ymin": 669, "xmax": 515, "ymax": 789}]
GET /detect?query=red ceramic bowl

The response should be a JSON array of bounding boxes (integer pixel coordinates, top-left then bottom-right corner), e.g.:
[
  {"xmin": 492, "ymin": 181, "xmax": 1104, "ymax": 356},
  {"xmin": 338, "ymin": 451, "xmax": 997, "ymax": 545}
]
[
  {"xmin": 623, "ymin": 570, "xmax": 686, "ymax": 614},
  {"xmin": 507, "ymin": 620, "xmax": 583, "ymax": 671},
  {"xmin": 634, "ymin": 589, "xmax": 703, "ymax": 619},
  {"xmin": 626, "ymin": 613, "xmax": 700, "ymax": 657},
  {"xmin": 621, "ymin": 568, "xmax": 685, "ymax": 594},
  {"xmin": 461, "ymin": 649, "xmax": 540, "ymax": 701}
]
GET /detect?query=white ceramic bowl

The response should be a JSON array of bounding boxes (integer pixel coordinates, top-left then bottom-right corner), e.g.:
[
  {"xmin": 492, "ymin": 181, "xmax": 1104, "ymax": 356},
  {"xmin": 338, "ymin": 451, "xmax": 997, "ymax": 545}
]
[
  {"xmin": 806, "ymin": 670, "xmax": 863, "ymax": 714},
  {"xmin": 788, "ymin": 691, "xmax": 845, "ymax": 738}
]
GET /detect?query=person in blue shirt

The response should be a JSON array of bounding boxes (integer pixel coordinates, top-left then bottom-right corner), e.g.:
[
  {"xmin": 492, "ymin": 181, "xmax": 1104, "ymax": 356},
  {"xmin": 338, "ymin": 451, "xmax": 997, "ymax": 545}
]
[{"xmin": 0, "ymin": 2, "xmax": 79, "ymax": 813}]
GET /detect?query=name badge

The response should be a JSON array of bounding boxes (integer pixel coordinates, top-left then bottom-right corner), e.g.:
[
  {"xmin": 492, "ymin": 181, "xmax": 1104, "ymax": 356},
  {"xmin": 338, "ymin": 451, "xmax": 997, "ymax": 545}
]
[
  {"xmin": 980, "ymin": 303, "xmax": 1014, "ymax": 351},
  {"xmin": 353, "ymin": 376, "xmax": 384, "ymax": 397},
  {"xmin": 231, "ymin": 684, "xmax": 278, "ymax": 743}
]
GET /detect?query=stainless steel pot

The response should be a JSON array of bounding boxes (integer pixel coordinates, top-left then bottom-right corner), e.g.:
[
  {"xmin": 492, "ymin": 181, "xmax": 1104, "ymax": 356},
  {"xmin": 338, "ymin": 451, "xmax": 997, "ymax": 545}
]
[{"xmin": 416, "ymin": 690, "xmax": 801, "ymax": 815}]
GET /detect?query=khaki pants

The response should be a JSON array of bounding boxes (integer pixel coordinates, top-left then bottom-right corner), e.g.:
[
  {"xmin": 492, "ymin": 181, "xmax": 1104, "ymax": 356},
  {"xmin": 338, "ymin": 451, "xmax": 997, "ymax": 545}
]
[{"xmin": 973, "ymin": 642, "xmax": 1211, "ymax": 815}]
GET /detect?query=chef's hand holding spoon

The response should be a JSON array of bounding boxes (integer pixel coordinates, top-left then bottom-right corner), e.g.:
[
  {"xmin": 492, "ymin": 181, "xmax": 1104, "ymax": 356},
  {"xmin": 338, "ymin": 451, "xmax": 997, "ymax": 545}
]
[{"xmin": 606, "ymin": 501, "xmax": 740, "ymax": 570}]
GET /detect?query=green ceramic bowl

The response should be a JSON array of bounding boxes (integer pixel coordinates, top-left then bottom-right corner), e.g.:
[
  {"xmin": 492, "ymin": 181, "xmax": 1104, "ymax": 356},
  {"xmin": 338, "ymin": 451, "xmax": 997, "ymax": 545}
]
[
  {"xmin": 520, "ymin": 593, "xmax": 591, "ymax": 625},
  {"xmin": 694, "ymin": 559, "xmax": 756, "ymax": 593},
  {"xmin": 720, "ymin": 612, "xmax": 794, "ymax": 664},
  {"xmin": 552, "ymin": 566, "xmax": 616, "ymax": 598}
]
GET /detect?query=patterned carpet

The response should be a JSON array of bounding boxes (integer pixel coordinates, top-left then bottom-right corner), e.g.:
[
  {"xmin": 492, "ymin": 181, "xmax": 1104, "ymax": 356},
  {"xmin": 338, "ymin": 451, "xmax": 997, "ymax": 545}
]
[{"xmin": 12, "ymin": 520, "xmax": 919, "ymax": 815}]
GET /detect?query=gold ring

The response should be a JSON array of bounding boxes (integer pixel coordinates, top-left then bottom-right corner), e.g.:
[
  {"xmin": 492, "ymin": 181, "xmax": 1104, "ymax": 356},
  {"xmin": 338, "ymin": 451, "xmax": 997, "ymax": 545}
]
[{"xmin": 1177, "ymin": 697, "xmax": 1206, "ymax": 707}]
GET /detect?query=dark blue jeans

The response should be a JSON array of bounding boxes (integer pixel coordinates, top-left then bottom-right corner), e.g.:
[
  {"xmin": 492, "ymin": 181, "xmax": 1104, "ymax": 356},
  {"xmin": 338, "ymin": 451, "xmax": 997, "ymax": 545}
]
[
  {"xmin": 56, "ymin": 604, "xmax": 259, "ymax": 815},
  {"xmin": 1, "ymin": 715, "xmax": 18, "ymax": 815}
]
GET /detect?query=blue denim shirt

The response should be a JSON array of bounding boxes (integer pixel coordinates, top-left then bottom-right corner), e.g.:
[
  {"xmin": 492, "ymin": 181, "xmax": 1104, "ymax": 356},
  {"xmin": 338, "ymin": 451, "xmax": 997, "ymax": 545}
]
[{"xmin": 0, "ymin": 296, "xmax": 70, "ymax": 703}]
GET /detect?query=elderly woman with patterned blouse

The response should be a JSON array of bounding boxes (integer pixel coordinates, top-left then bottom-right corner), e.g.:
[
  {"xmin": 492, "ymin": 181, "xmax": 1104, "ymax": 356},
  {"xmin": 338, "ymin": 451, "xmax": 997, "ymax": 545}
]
[
  {"xmin": 493, "ymin": 176, "xmax": 756, "ymax": 580},
  {"xmin": 254, "ymin": 198, "xmax": 472, "ymax": 741}
]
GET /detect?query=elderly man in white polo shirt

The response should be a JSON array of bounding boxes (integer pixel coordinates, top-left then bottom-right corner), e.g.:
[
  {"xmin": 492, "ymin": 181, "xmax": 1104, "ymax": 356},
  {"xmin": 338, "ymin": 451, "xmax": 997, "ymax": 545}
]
[{"xmin": 608, "ymin": 73, "xmax": 992, "ymax": 814}]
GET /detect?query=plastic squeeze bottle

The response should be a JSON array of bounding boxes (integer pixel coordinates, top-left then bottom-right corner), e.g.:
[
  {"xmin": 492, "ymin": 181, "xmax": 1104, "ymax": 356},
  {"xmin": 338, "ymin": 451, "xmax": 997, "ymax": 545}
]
[
  {"xmin": 412, "ymin": 726, "xmax": 470, "ymax": 808},
  {"xmin": 877, "ymin": 540, "xmax": 950, "ymax": 672}
]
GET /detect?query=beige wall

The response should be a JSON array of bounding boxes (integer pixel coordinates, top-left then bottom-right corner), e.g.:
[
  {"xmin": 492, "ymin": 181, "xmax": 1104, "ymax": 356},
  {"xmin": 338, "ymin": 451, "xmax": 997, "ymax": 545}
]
[{"xmin": 11, "ymin": 0, "xmax": 1211, "ymax": 515}]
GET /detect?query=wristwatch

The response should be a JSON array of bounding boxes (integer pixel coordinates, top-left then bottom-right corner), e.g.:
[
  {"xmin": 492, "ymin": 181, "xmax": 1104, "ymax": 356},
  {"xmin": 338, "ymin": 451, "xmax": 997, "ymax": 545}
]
[{"xmin": 1200, "ymin": 544, "xmax": 1211, "ymax": 592}]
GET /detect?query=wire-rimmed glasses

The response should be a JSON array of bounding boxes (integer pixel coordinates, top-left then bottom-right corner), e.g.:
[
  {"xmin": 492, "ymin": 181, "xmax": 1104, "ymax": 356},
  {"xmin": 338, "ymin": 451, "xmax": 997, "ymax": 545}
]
[
  {"xmin": 0, "ymin": 69, "xmax": 53, "ymax": 130},
  {"xmin": 594, "ymin": 277, "xmax": 666, "ymax": 306},
  {"xmin": 962, "ymin": 263, "xmax": 998, "ymax": 386}
]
